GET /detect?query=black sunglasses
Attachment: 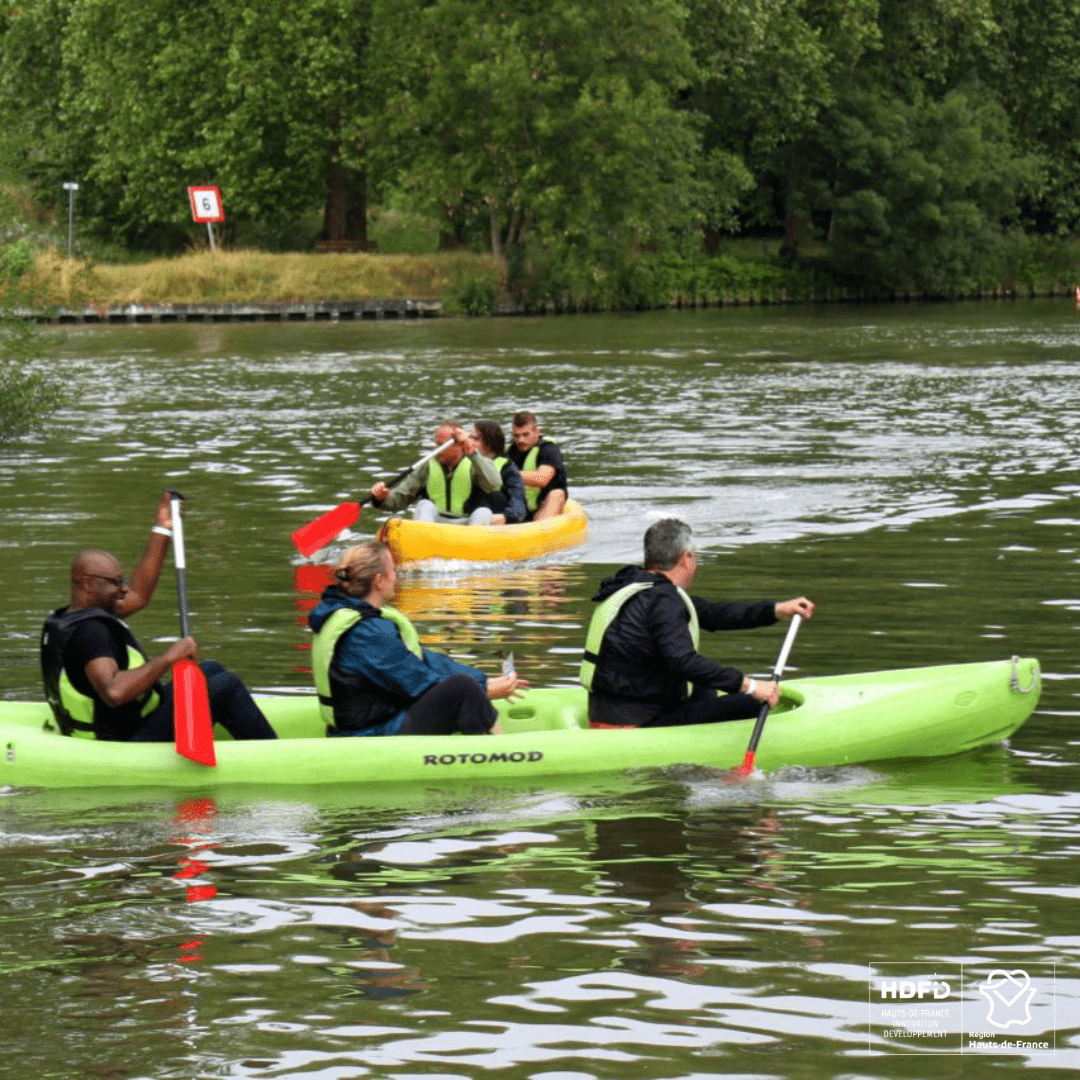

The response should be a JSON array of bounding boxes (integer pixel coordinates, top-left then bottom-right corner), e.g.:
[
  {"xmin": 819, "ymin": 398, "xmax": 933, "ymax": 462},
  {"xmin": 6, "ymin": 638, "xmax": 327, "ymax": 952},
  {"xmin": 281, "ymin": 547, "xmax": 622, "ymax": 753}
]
[{"xmin": 86, "ymin": 573, "xmax": 129, "ymax": 588}]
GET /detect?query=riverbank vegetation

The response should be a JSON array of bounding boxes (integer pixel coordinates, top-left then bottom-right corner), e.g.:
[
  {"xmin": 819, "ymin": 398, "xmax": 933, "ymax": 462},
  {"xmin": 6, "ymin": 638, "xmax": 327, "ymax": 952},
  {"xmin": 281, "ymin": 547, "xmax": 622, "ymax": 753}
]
[
  {"xmin": 0, "ymin": 235, "xmax": 65, "ymax": 441},
  {"xmin": 19, "ymin": 246, "xmax": 502, "ymax": 309},
  {"xmin": 2, "ymin": 0, "xmax": 1080, "ymax": 310}
]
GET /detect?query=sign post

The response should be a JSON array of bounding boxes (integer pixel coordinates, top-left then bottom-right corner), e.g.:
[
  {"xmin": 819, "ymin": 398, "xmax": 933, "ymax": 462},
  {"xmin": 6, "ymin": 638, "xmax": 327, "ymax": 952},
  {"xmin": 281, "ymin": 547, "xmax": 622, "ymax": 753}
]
[
  {"xmin": 187, "ymin": 186, "xmax": 225, "ymax": 252},
  {"xmin": 62, "ymin": 182, "xmax": 79, "ymax": 259}
]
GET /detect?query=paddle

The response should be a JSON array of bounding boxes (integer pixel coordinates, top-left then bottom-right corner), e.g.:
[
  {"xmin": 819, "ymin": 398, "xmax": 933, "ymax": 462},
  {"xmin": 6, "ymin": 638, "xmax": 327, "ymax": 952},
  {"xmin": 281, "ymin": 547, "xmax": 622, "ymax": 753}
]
[
  {"xmin": 292, "ymin": 438, "xmax": 456, "ymax": 557},
  {"xmin": 169, "ymin": 490, "xmax": 216, "ymax": 766},
  {"xmin": 728, "ymin": 613, "xmax": 803, "ymax": 780}
]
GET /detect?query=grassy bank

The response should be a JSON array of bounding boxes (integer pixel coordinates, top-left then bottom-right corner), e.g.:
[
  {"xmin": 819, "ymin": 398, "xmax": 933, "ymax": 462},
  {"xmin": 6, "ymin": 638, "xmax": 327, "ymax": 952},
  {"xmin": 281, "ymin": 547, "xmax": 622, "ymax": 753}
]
[{"xmin": 24, "ymin": 247, "xmax": 502, "ymax": 308}]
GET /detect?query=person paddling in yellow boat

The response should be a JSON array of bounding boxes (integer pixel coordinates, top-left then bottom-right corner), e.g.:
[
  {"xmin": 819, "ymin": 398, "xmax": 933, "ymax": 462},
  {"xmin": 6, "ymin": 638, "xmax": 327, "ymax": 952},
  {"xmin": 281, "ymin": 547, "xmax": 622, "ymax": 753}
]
[
  {"xmin": 508, "ymin": 411, "xmax": 568, "ymax": 521},
  {"xmin": 369, "ymin": 421, "xmax": 502, "ymax": 525},
  {"xmin": 470, "ymin": 420, "xmax": 527, "ymax": 525},
  {"xmin": 309, "ymin": 541, "xmax": 528, "ymax": 737},
  {"xmin": 581, "ymin": 519, "xmax": 814, "ymax": 729}
]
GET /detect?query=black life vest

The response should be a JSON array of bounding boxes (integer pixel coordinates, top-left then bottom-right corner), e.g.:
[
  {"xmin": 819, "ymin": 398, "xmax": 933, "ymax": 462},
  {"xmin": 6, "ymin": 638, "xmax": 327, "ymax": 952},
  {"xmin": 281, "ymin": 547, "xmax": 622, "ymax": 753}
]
[{"xmin": 40, "ymin": 606, "xmax": 160, "ymax": 739}]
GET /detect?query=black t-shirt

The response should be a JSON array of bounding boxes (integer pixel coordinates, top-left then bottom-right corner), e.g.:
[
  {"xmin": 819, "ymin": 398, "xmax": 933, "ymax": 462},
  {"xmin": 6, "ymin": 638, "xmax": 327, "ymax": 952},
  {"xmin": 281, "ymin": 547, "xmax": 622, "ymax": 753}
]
[
  {"xmin": 64, "ymin": 617, "xmax": 129, "ymax": 697},
  {"xmin": 508, "ymin": 438, "xmax": 568, "ymax": 502}
]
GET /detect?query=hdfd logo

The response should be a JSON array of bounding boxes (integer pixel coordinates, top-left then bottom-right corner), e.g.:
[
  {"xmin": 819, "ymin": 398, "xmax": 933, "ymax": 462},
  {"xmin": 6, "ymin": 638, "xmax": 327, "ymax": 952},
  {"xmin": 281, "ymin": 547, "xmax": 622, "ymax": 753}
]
[
  {"xmin": 979, "ymin": 969, "xmax": 1036, "ymax": 1029},
  {"xmin": 878, "ymin": 978, "xmax": 952, "ymax": 1000},
  {"xmin": 868, "ymin": 961, "xmax": 1057, "ymax": 1056}
]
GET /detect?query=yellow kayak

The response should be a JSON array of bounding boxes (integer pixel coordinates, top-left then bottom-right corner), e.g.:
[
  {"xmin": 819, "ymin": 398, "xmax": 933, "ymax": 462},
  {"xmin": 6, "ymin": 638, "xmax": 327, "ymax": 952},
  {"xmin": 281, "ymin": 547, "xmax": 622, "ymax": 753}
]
[{"xmin": 382, "ymin": 499, "xmax": 588, "ymax": 564}]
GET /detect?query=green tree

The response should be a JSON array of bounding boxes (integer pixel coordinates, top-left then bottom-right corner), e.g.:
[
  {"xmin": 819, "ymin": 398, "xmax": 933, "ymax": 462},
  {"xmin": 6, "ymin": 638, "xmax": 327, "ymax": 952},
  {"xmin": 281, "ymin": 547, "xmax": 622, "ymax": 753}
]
[
  {"xmin": 0, "ymin": 0, "xmax": 74, "ymax": 216},
  {"xmin": 684, "ymin": 0, "xmax": 884, "ymax": 248},
  {"xmin": 989, "ymin": 0, "xmax": 1080, "ymax": 234},
  {"xmin": 818, "ymin": 86, "xmax": 1038, "ymax": 293},
  {"xmin": 1, "ymin": 0, "xmax": 375, "ymax": 249},
  {"xmin": 0, "ymin": 237, "xmax": 65, "ymax": 443},
  {"xmin": 372, "ymin": 0, "xmax": 704, "ymax": 287}
]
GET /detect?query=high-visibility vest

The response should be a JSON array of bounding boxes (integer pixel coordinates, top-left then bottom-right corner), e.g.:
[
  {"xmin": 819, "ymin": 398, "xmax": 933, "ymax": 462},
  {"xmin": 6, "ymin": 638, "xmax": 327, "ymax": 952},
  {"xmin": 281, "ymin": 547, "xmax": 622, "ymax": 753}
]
[
  {"xmin": 40, "ymin": 607, "xmax": 161, "ymax": 738},
  {"xmin": 311, "ymin": 603, "xmax": 422, "ymax": 727},
  {"xmin": 579, "ymin": 581, "xmax": 699, "ymax": 695},
  {"xmin": 425, "ymin": 457, "xmax": 474, "ymax": 516},
  {"xmin": 520, "ymin": 445, "xmax": 541, "ymax": 511}
]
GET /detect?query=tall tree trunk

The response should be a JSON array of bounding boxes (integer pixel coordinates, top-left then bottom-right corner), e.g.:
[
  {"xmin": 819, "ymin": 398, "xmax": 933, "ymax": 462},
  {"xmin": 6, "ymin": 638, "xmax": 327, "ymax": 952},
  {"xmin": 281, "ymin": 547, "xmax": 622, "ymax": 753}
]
[
  {"xmin": 438, "ymin": 203, "xmax": 466, "ymax": 249},
  {"xmin": 782, "ymin": 146, "xmax": 811, "ymax": 259},
  {"xmin": 323, "ymin": 161, "xmax": 368, "ymax": 244}
]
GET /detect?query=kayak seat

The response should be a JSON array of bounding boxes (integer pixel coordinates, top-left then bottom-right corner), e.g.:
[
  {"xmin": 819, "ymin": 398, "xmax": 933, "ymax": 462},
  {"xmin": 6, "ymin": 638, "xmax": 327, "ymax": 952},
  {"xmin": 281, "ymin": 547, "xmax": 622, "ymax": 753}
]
[{"xmin": 500, "ymin": 700, "xmax": 586, "ymax": 733}]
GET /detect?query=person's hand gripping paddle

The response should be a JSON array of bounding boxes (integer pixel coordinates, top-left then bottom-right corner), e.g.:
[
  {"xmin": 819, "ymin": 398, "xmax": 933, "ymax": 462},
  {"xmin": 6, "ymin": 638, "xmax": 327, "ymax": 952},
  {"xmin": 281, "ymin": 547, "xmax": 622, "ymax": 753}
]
[
  {"xmin": 726, "ymin": 614, "xmax": 803, "ymax": 781},
  {"xmin": 169, "ymin": 491, "xmax": 215, "ymax": 766},
  {"xmin": 292, "ymin": 439, "xmax": 455, "ymax": 558}
]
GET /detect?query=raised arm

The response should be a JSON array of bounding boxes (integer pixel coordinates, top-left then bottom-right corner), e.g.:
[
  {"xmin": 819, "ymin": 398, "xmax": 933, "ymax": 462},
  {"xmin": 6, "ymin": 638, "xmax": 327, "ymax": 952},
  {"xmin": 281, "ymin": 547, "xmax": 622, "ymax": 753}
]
[{"xmin": 117, "ymin": 493, "xmax": 174, "ymax": 617}]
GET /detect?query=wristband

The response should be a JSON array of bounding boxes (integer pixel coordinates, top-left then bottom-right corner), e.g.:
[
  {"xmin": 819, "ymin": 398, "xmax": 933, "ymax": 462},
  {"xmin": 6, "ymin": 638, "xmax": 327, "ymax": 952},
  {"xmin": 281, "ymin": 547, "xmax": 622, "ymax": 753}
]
[
  {"xmin": 744, "ymin": 678, "xmax": 758, "ymax": 695},
  {"xmin": 151, "ymin": 525, "xmax": 172, "ymax": 537}
]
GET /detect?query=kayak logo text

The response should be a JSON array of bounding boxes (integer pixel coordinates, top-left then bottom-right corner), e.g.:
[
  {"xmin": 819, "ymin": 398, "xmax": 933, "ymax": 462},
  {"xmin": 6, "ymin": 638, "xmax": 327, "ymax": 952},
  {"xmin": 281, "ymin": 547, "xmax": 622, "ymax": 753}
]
[
  {"xmin": 423, "ymin": 750, "xmax": 543, "ymax": 766},
  {"xmin": 866, "ymin": 962, "xmax": 1056, "ymax": 1056}
]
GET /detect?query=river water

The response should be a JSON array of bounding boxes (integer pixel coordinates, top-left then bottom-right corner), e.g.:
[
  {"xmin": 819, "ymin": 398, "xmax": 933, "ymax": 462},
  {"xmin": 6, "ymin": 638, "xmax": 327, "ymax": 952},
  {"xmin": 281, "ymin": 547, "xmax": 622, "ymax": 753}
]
[{"xmin": 2, "ymin": 301, "xmax": 1080, "ymax": 1077}]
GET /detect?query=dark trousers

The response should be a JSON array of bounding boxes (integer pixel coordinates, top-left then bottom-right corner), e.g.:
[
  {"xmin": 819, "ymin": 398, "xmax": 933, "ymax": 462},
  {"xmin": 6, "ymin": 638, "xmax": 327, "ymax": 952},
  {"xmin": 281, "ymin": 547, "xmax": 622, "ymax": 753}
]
[
  {"xmin": 644, "ymin": 686, "xmax": 760, "ymax": 728},
  {"xmin": 399, "ymin": 674, "xmax": 497, "ymax": 735},
  {"xmin": 130, "ymin": 661, "xmax": 277, "ymax": 741}
]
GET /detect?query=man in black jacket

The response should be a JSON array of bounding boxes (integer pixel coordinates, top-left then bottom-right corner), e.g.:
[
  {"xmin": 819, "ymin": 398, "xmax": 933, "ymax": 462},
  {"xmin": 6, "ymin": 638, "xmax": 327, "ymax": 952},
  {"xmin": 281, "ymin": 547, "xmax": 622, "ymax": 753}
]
[{"xmin": 580, "ymin": 519, "xmax": 813, "ymax": 727}]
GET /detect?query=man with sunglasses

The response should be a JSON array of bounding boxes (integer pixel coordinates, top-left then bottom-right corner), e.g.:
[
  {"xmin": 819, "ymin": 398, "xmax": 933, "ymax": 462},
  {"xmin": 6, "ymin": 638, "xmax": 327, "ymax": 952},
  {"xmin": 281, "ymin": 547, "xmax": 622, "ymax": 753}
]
[{"xmin": 40, "ymin": 493, "xmax": 276, "ymax": 742}]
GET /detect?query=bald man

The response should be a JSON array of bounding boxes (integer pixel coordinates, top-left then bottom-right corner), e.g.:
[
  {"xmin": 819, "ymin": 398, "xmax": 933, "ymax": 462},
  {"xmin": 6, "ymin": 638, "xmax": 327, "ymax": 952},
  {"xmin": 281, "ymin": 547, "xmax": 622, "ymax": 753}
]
[
  {"xmin": 40, "ymin": 494, "xmax": 276, "ymax": 742},
  {"xmin": 369, "ymin": 422, "xmax": 502, "ymax": 525}
]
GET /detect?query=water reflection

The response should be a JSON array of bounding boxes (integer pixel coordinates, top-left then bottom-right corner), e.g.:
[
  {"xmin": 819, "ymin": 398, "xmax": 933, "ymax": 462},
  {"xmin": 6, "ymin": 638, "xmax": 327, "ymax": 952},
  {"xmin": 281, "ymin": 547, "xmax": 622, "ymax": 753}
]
[
  {"xmin": 4, "ymin": 771, "xmax": 1080, "ymax": 1075},
  {"xmin": 171, "ymin": 796, "xmax": 220, "ymax": 961}
]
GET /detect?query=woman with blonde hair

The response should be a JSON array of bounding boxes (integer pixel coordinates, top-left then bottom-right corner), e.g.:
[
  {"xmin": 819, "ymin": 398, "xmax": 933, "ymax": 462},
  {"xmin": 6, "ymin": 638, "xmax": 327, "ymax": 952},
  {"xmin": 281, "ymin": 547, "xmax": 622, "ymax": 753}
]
[{"xmin": 309, "ymin": 541, "xmax": 526, "ymax": 736}]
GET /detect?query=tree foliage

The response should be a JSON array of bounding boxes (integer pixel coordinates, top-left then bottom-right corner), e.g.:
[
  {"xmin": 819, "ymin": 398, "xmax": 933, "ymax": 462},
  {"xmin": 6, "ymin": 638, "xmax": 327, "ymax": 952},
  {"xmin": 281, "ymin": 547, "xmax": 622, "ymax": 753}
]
[
  {"xmin": 372, "ymin": 0, "xmax": 703, "ymax": 278},
  {"xmin": 818, "ymin": 86, "xmax": 1038, "ymax": 292},
  {"xmin": 2, "ymin": 0, "xmax": 373, "ymax": 247},
  {"xmin": 1, "ymin": 0, "xmax": 1077, "ymax": 297},
  {"xmin": 0, "ymin": 237, "xmax": 65, "ymax": 443}
]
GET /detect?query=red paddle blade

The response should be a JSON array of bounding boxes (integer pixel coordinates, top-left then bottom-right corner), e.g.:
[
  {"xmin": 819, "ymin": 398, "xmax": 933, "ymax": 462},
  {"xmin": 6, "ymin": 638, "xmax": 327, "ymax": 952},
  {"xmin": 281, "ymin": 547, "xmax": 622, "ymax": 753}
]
[
  {"xmin": 291, "ymin": 502, "xmax": 361, "ymax": 558},
  {"xmin": 174, "ymin": 659, "xmax": 216, "ymax": 766},
  {"xmin": 722, "ymin": 750, "xmax": 757, "ymax": 783},
  {"xmin": 293, "ymin": 564, "xmax": 334, "ymax": 595}
]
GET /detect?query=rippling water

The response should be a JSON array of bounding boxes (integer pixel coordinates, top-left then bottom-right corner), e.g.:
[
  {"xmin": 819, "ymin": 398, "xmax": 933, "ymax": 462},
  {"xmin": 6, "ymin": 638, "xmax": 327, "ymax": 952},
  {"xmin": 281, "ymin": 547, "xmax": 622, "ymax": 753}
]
[{"xmin": 2, "ymin": 301, "xmax": 1080, "ymax": 1076}]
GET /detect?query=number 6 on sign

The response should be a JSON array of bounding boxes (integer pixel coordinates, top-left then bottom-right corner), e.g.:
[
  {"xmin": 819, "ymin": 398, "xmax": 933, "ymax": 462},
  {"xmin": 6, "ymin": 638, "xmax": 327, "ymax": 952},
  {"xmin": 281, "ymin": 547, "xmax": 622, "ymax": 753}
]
[
  {"xmin": 188, "ymin": 186, "xmax": 224, "ymax": 223},
  {"xmin": 188, "ymin": 185, "xmax": 224, "ymax": 252}
]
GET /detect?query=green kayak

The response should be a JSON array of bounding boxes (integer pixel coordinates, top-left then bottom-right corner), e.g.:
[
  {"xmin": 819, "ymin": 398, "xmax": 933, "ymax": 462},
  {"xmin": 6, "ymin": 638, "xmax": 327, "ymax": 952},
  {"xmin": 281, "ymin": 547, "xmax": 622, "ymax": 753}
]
[{"xmin": 0, "ymin": 657, "xmax": 1040, "ymax": 790}]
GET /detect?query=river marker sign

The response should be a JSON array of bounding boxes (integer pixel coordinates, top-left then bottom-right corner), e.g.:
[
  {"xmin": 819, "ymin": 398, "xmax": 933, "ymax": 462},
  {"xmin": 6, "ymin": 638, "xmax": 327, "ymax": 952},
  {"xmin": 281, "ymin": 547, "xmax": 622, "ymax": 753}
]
[
  {"xmin": 188, "ymin": 186, "xmax": 224, "ymax": 251},
  {"xmin": 188, "ymin": 186, "xmax": 224, "ymax": 223}
]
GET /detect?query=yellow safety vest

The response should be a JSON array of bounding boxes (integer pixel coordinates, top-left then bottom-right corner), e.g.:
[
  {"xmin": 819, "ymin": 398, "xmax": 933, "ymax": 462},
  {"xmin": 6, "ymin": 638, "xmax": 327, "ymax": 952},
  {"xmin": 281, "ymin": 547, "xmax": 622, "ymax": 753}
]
[
  {"xmin": 425, "ymin": 457, "xmax": 475, "ymax": 516},
  {"xmin": 579, "ymin": 581, "xmax": 699, "ymax": 695},
  {"xmin": 311, "ymin": 604, "xmax": 423, "ymax": 727},
  {"xmin": 61, "ymin": 643, "xmax": 161, "ymax": 739},
  {"xmin": 520, "ymin": 445, "xmax": 541, "ymax": 511}
]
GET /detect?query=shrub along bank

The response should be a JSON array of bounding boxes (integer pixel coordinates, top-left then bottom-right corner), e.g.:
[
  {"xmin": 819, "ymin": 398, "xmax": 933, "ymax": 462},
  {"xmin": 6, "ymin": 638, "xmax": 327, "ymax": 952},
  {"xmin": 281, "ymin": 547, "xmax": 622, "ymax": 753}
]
[{"xmin": 19, "ymin": 239, "xmax": 1080, "ymax": 317}]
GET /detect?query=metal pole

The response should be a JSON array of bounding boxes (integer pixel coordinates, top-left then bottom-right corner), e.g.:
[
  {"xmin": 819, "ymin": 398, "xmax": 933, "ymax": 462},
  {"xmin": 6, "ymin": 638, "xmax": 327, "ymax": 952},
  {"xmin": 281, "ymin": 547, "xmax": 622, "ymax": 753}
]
[
  {"xmin": 206, "ymin": 221, "xmax": 216, "ymax": 253},
  {"xmin": 62, "ymin": 182, "xmax": 79, "ymax": 259}
]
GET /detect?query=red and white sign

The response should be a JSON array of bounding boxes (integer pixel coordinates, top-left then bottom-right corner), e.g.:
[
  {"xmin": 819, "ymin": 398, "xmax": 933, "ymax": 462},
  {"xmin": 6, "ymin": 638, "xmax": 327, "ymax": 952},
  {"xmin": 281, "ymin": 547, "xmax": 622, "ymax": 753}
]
[{"xmin": 188, "ymin": 186, "xmax": 225, "ymax": 223}]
